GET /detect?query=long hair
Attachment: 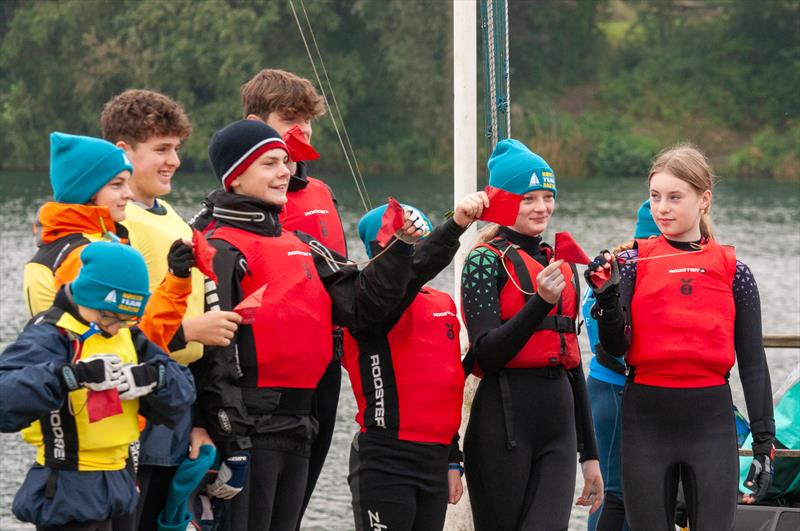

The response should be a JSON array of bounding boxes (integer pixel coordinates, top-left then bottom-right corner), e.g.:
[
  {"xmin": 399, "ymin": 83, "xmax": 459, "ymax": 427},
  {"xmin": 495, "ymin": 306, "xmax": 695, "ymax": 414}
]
[
  {"xmin": 471, "ymin": 223, "xmax": 501, "ymax": 250},
  {"xmin": 648, "ymin": 144, "xmax": 717, "ymax": 239}
]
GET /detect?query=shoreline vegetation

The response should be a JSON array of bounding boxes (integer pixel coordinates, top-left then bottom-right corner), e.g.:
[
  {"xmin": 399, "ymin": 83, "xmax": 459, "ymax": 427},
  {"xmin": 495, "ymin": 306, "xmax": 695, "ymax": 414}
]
[{"xmin": 0, "ymin": 0, "xmax": 797, "ymax": 180}]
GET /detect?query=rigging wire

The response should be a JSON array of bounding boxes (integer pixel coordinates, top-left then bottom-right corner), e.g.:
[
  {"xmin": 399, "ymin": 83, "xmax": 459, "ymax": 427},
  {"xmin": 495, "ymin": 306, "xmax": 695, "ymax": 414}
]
[{"xmin": 288, "ymin": 0, "xmax": 372, "ymax": 213}]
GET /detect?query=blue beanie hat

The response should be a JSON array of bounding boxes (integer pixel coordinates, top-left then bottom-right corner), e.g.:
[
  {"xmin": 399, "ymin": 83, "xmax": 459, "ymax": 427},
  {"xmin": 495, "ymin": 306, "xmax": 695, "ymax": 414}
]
[
  {"xmin": 71, "ymin": 242, "xmax": 150, "ymax": 317},
  {"xmin": 50, "ymin": 132, "xmax": 133, "ymax": 204},
  {"xmin": 633, "ymin": 199, "xmax": 660, "ymax": 239},
  {"xmin": 358, "ymin": 203, "xmax": 433, "ymax": 258},
  {"xmin": 488, "ymin": 139, "xmax": 557, "ymax": 197}
]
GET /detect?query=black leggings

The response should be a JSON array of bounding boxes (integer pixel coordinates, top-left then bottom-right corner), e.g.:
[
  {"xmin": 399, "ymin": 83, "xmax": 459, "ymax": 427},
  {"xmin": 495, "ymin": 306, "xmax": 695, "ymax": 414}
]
[
  {"xmin": 228, "ymin": 444, "xmax": 309, "ymax": 531},
  {"xmin": 349, "ymin": 432, "xmax": 450, "ymax": 531},
  {"xmin": 299, "ymin": 358, "xmax": 341, "ymax": 522},
  {"xmin": 621, "ymin": 382, "xmax": 738, "ymax": 531},
  {"xmin": 464, "ymin": 368, "xmax": 577, "ymax": 531}
]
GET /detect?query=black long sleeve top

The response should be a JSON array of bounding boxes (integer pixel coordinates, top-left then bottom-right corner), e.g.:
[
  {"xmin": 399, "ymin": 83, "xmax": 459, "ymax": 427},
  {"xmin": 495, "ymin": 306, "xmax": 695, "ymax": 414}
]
[
  {"xmin": 460, "ymin": 227, "xmax": 599, "ymax": 462},
  {"xmin": 594, "ymin": 239, "xmax": 775, "ymax": 438}
]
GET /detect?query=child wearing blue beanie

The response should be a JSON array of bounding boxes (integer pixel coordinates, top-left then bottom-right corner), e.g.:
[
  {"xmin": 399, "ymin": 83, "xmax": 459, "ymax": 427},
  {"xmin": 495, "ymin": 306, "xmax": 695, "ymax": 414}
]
[
  {"xmin": 0, "ymin": 241, "xmax": 195, "ymax": 530},
  {"xmin": 488, "ymin": 139, "xmax": 557, "ymax": 197},
  {"xmin": 24, "ymin": 132, "xmax": 197, "ymax": 356}
]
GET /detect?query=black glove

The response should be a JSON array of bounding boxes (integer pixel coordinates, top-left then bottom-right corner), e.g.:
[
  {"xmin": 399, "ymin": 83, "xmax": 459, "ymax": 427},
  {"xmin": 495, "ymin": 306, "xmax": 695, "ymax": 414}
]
[
  {"xmin": 58, "ymin": 354, "xmax": 124, "ymax": 391},
  {"xmin": 744, "ymin": 435, "xmax": 775, "ymax": 502},
  {"xmin": 584, "ymin": 251, "xmax": 620, "ymax": 303},
  {"xmin": 167, "ymin": 239, "xmax": 195, "ymax": 278},
  {"xmin": 117, "ymin": 363, "xmax": 164, "ymax": 400}
]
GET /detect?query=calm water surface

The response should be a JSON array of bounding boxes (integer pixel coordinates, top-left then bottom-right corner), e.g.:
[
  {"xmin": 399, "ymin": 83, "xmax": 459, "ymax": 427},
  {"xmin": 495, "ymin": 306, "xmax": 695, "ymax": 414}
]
[{"xmin": 1, "ymin": 171, "xmax": 798, "ymax": 530}]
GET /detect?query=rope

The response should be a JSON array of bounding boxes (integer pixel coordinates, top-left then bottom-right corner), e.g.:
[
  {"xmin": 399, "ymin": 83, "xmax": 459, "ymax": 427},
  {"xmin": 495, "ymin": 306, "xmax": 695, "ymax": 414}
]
[
  {"xmin": 486, "ymin": 0, "xmax": 498, "ymax": 147},
  {"xmin": 288, "ymin": 0, "xmax": 372, "ymax": 213},
  {"xmin": 499, "ymin": 243, "xmax": 536, "ymax": 296},
  {"xmin": 503, "ymin": 0, "xmax": 511, "ymax": 136},
  {"xmin": 306, "ymin": 236, "xmax": 399, "ymax": 268}
]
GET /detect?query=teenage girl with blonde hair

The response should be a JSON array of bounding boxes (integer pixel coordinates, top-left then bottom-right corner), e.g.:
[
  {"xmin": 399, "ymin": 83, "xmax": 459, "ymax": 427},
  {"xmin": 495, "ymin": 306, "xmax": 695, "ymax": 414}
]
[{"xmin": 587, "ymin": 144, "xmax": 775, "ymax": 530}]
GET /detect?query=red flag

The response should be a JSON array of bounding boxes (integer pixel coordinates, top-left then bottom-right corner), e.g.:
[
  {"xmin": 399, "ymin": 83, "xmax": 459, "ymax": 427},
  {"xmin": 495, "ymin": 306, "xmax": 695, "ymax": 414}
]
[
  {"xmin": 87, "ymin": 389, "xmax": 123, "ymax": 423},
  {"xmin": 590, "ymin": 268, "xmax": 611, "ymax": 285},
  {"xmin": 554, "ymin": 232, "xmax": 591, "ymax": 265},
  {"xmin": 478, "ymin": 186, "xmax": 522, "ymax": 226},
  {"xmin": 283, "ymin": 125, "xmax": 320, "ymax": 162},
  {"xmin": 376, "ymin": 197, "xmax": 406, "ymax": 246},
  {"xmin": 233, "ymin": 284, "xmax": 267, "ymax": 325},
  {"xmin": 192, "ymin": 229, "xmax": 218, "ymax": 283}
]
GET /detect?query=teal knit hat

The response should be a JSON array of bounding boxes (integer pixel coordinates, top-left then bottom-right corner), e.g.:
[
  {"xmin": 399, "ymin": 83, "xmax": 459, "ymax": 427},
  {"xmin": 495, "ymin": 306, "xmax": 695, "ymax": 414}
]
[
  {"xmin": 358, "ymin": 202, "xmax": 433, "ymax": 258},
  {"xmin": 71, "ymin": 242, "xmax": 150, "ymax": 317},
  {"xmin": 488, "ymin": 139, "xmax": 557, "ymax": 198},
  {"xmin": 50, "ymin": 132, "xmax": 133, "ymax": 204},
  {"xmin": 633, "ymin": 199, "xmax": 660, "ymax": 238}
]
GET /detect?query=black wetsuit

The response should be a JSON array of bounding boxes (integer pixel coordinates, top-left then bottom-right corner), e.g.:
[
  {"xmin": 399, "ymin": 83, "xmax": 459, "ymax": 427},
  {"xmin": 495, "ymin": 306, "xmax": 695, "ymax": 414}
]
[
  {"xmin": 594, "ymin": 239, "xmax": 775, "ymax": 531},
  {"xmin": 461, "ymin": 227, "xmax": 598, "ymax": 531}
]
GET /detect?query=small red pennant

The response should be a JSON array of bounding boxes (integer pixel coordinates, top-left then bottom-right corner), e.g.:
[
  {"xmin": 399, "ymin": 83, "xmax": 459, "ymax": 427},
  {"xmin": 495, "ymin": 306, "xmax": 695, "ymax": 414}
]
[
  {"xmin": 479, "ymin": 186, "xmax": 522, "ymax": 226},
  {"xmin": 87, "ymin": 389, "xmax": 123, "ymax": 423},
  {"xmin": 283, "ymin": 125, "xmax": 320, "ymax": 162},
  {"xmin": 376, "ymin": 197, "xmax": 406, "ymax": 246},
  {"xmin": 192, "ymin": 229, "xmax": 218, "ymax": 283},
  {"xmin": 590, "ymin": 268, "xmax": 611, "ymax": 286},
  {"xmin": 554, "ymin": 231, "xmax": 591, "ymax": 265},
  {"xmin": 233, "ymin": 284, "xmax": 267, "ymax": 325}
]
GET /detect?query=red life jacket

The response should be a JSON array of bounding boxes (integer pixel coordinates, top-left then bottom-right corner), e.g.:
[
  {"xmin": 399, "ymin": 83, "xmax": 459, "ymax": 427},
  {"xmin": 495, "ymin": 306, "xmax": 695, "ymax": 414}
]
[
  {"xmin": 628, "ymin": 236, "xmax": 736, "ymax": 388},
  {"xmin": 342, "ymin": 287, "xmax": 464, "ymax": 445},
  {"xmin": 280, "ymin": 177, "xmax": 347, "ymax": 256},
  {"xmin": 472, "ymin": 238, "xmax": 580, "ymax": 376},
  {"xmin": 209, "ymin": 226, "xmax": 332, "ymax": 389}
]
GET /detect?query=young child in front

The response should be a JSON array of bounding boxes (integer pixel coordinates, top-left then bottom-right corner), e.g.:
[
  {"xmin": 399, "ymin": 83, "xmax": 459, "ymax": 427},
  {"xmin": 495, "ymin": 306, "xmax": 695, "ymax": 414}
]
[{"xmin": 0, "ymin": 241, "xmax": 195, "ymax": 531}]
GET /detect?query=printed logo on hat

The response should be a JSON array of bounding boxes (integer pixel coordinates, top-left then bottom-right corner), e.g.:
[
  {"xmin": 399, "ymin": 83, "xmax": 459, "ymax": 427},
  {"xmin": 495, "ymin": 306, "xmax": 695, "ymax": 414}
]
[
  {"xmin": 122, "ymin": 153, "xmax": 131, "ymax": 166},
  {"xmin": 104, "ymin": 290, "xmax": 118, "ymax": 304},
  {"xmin": 528, "ymin": 171, "xmax": 540, "ymax": 187},
  {"xmin": 118, "ymin": 292, "xmax": 145, "ymax": 314}
]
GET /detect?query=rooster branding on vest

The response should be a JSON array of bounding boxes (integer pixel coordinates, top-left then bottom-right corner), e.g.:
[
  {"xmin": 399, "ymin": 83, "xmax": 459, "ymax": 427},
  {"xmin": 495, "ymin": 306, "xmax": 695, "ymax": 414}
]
[{"xmin": 370, "ymin": 354, "xmax": 386, "ymax": 428}]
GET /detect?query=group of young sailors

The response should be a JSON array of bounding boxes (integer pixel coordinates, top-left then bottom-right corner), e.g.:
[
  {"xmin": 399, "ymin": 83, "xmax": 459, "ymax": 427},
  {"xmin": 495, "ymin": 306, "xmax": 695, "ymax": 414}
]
[{"xmin": 0, "ymin": 69, "xmax": 776, "ymax": 531}]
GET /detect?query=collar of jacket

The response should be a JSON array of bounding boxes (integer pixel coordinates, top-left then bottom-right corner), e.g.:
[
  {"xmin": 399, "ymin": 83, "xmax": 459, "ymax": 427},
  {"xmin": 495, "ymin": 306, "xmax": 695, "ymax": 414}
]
[
  {"xmin": 37, "ymin": 202, "xmax": 128, "ymax": 245},
  {"xmin": 288, "ymin": 161, "xmax": 309, "ymax": 192},
  {"xmin": 211, "ymin": 190, "xmax": 283, "ymax": 237},
  {"xmin": 498, "ymin": 226, "xmax": 543, "ymax": 253}
]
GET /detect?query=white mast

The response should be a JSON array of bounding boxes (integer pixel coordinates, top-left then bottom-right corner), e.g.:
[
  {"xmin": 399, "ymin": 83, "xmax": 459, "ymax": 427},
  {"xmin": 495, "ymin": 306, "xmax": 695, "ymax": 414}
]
[{"xmin": 453, "ymin": 0, "xmax": 478, "ymax": 305}]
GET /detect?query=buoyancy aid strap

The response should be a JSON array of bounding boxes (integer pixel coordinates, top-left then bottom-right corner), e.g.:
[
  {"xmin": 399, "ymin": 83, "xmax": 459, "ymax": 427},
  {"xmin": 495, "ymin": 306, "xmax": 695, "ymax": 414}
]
[
  {"xmin": 595, "ymin": 343, "xmax": 626, "ymax": 375},
  {"xmin": 44, "ymin": 468, "xmax": 59, "ymax": 500},
  {"xmin": 535, "ymin": 315, "xmax": 577, "ymax": 334},
  {"xmin": 494, "ymin": 239, "xmax": 534, "ymax": 303},
  {"xmin": 498, "ymin": 371, "xmax": 517, "ymax": 450}
]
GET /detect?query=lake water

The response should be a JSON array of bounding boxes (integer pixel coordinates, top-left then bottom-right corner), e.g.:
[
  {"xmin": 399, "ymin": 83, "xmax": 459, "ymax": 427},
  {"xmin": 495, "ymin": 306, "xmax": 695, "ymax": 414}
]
[{"xmin": 1, "ymin": 170, "xmax": 798, "ymax": 530}]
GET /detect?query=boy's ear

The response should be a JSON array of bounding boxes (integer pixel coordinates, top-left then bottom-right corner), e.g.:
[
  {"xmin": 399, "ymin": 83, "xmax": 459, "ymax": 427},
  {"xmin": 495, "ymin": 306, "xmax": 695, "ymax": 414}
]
[
  {"xmin": 245, "ymin": 114, "xmax": 263, "ymax": 123},
  {"xmin": 115, "ymin": 140, "xmax": 134, "ymax": 153}
]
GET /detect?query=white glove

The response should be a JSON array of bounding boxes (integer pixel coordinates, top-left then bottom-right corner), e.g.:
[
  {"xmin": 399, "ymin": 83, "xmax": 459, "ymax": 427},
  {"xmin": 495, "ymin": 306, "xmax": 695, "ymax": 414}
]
[{"xmin": 117, "ymin": 363, "xmax": 160, "ymax": 400}]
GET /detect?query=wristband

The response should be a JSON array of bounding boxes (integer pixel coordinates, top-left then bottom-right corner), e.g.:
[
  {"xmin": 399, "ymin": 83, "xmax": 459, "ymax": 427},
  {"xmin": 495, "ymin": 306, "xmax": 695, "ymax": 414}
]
[{"xmin": 448, "ymin": 463, "xmax": 464, "ymax": 477}]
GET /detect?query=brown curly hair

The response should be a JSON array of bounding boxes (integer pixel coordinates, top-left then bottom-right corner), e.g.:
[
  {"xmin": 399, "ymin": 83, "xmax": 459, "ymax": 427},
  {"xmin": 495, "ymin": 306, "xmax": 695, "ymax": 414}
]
[
  {"xmin": 241, "ymin": 69, "xmax": 326, "ymax": 121},
  {"xmin": 100, "ymin": 89, "xmax": 192, "ymax": 145}
]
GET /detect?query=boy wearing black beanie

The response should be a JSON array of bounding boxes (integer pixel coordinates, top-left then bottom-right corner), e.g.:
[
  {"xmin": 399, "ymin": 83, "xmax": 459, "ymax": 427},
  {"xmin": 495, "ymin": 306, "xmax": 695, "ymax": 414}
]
[{"xmin": 190, "ymin": 118, "xmax": 469, "ymax": 530}]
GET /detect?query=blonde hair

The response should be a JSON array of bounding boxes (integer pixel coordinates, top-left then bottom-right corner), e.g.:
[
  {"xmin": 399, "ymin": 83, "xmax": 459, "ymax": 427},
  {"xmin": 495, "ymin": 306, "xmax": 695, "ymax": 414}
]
[
  {"xmin": 648, "ymin": 143, "xmax": 717, "ymax": 239},
  {"xmin": 472, "ymin": 223, "xmax": 501, "ymax": 250}
]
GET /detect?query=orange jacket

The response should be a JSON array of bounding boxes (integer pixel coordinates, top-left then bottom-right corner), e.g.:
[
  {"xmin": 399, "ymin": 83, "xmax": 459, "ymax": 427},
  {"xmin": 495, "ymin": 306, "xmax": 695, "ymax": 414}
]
[{"xmin": 24, "ymin": 202, "xmax": 190, "ymax": 352}]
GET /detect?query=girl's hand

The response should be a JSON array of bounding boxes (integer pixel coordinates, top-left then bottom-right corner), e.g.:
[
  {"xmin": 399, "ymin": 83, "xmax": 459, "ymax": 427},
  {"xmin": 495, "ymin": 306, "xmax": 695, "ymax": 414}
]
[
  {"xmin": 453, "ymin": 191, "xmax": 490, "ymax": 228},
  {"xmin": 576, "ymin": 459, "xmax": 604, "ymax": 514},
  {"xmin": 448, "ymin": 469, "xmax": 464, "ymax": 504},
  {"xmin": 536, "ymin": 259, "xmax": 566, "ymax": 304}
]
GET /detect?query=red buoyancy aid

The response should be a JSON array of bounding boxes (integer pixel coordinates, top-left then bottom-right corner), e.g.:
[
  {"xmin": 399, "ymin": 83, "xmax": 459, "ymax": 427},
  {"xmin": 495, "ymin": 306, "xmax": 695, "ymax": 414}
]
[
  {"xmin": 474, "ymin": 239, "xmax": 581, "ymax": 375},
  {"xmin": 628, "ymin": 236, "xmax": 737, "ymax": 388},
  {"xmin": 209, "ymin": 226, "xmax": 333, "ymax": 389},
  {"xmin": 280, "ymin": 177, "xmax": 347, "ymax": 257},
  {"xmin": 342, "ymin": 287, "xmax": 464, "ymax": 444}
]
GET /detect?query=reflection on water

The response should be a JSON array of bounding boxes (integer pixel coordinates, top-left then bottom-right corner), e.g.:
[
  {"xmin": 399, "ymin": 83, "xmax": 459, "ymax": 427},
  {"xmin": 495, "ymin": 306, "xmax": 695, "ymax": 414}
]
[{"xmin": 1, "ymin": 172, "xmax": 798, "ymax": 530}]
